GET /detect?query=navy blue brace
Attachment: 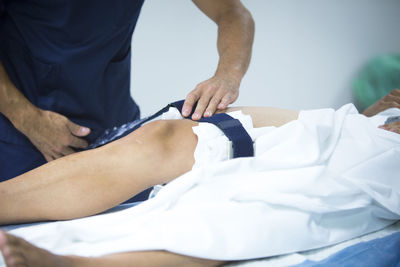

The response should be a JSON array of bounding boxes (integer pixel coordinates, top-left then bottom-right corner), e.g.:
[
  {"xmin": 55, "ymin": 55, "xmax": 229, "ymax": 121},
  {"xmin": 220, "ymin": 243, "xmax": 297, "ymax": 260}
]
[
  {"xmin": 169, "ymin": 100, "xmax": 254, "ymax": 158},
  {"xmin": 90, "ymin": 100, "xmax": 254, "ymax": 158}
]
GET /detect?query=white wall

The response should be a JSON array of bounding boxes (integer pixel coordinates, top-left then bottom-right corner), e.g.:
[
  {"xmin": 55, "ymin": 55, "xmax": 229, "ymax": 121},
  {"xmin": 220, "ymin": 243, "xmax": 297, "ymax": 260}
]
[{"xmin": 131, "ymin": 0, "xmax": 400, "ymax": 117}]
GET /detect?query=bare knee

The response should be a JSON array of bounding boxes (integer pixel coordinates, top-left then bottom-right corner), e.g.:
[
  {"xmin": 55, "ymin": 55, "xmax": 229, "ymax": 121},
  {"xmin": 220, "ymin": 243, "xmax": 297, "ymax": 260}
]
[
  {"xmin": 143, "ymin": 120, "xmax": 198, "ymax": 180},
  {"xmin": 137, "ymin": 120, "xmax": 186, "ymax": 151},
  {"xmin": 124, "ymin": 119, "xmax": 198, "ymax": 182},
  {"xmin": 143, "ymin": 120, "xmax": 180, "ymax": 140},
  {"xmin": 145, "ymin": 118, "xmax": 197, "ymax": 143}
]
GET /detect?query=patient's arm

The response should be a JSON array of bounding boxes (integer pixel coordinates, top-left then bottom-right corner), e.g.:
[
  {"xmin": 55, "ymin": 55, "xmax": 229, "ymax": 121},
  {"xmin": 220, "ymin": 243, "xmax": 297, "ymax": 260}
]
[
  {"xmin": 363, "ymin": 89, "xmax": 400, "ymax": 117},
  {"xmin": 379, "ymin": 121, "xmax": 400, "ymax": 134},
  {"xmin": 362, "ymin": 89, "xmax": 400, "ymax": 134},
  {"xmin": 0, "ymin": 106, "xmax": 298, "ymax": 225}
]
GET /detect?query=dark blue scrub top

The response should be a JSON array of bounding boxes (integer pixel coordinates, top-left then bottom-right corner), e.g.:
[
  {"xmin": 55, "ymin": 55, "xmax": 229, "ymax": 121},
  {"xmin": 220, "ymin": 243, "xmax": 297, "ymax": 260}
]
[{"xmin": 0, "ymin": 0, "xmax": 144, "ymax": 145}]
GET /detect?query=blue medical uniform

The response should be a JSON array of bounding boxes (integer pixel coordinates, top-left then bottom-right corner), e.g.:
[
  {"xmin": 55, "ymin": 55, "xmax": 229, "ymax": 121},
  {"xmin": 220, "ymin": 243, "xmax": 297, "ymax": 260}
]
[{"xmin": 0, "ymin": 1, "xmax": 144, "ymax": 188}]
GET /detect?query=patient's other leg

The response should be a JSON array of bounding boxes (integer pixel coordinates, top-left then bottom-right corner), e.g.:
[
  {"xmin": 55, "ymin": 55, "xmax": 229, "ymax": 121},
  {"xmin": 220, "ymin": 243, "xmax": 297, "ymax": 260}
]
[
  {"xmin": 0, "ymin": 231, "xmax": 224, "ymax": 267},
  {"xmin": 221, "ymin": 106, "xmax": 298, "ymax": 128},
  {"xmin": 0, "ymin": 119, "xmax": 199, "ymax": 224}
]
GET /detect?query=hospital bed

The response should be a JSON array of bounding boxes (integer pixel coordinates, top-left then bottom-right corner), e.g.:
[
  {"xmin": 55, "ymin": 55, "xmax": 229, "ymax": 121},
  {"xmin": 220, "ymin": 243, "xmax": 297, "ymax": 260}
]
[{"xmin": 1, "ymin": 103, "xmax": 400, "ymax": 266}]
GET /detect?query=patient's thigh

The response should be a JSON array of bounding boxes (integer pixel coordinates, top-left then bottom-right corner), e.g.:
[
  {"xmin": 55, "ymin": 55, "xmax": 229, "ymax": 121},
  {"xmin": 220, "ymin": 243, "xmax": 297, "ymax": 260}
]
[{"xmin": 221, "ymin": 106, "xmax": 299, "ymax": 128}]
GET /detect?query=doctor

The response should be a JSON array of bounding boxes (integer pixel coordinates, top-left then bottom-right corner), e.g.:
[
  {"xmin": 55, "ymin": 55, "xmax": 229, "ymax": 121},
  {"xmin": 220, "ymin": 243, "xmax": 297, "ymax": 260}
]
[{"xmin": 0, "ymin": 0, "xmax": 255, "ymax": 182}]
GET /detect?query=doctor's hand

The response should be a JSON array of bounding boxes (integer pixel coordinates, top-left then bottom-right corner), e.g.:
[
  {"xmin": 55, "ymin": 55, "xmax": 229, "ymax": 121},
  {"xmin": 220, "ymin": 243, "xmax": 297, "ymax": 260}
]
[
  {"xmin": 15, "ymin": 108, "xmax": 90, "ymax": 162},
  {"xmin": 181, "ymin": 75, "xmax": 240, "ymax": 120}
]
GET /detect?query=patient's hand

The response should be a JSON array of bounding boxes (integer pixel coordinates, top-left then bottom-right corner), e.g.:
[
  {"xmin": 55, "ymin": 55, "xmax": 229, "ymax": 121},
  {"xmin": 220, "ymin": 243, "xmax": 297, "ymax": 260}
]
[
  {"xmin": 379, "ymin": 121, "xmax": 400, "ymax": 135},
  {"xmin": 363, "ymin": 89, "xmax": 400, "ymax": 117}
]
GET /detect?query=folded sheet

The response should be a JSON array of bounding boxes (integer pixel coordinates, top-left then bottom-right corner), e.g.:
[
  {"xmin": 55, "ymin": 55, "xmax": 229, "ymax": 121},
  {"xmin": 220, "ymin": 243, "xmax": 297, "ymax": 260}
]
[{"xmin": 1, "ymin": 104, "xmax": 399, "ymax": 264}]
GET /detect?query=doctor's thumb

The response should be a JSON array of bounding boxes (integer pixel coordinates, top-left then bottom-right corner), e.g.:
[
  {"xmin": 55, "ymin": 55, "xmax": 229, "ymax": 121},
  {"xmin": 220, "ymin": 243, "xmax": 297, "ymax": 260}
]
[{"xmin": 67, "ymin": 121, "xmax": 91, "ymax": 137}]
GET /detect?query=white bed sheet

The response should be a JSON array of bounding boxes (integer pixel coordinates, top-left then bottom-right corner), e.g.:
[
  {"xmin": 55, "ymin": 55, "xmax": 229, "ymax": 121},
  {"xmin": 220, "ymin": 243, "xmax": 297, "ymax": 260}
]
[
  {"xmin": 227, "ymin": 221, "xmax": 400, "ymax": 266},
  {"xmin": 2, "ymin": 208, "xmax": 399, "ymax": 267},
  {"xmin": 1, "ymin": 104, "xmax": 399, "ymax": 265}
]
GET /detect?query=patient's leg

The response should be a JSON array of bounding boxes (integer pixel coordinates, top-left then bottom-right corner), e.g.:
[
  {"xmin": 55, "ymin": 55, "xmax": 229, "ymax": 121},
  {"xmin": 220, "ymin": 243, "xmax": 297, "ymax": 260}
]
[
  {"xmin": 0, "ymin": 106, "xmax": 299, "ymax": 225},
  {"xmin": 0, "ymin": 119, "xmax": 199, "ymax": 224},
  {"xmin": 0, "ymin": 231, "xmax": 224, "ymax": 267}
]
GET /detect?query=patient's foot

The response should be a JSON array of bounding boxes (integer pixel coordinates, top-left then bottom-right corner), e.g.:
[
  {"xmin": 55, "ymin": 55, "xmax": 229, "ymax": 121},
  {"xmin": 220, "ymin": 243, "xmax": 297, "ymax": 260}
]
[
  {"xmin": 0, "ymin": 231, "xmax": 70, "ymax": 267},
  {"xmin": 0, "ymin": 231, "xmax": 224, "ymax": 267}
]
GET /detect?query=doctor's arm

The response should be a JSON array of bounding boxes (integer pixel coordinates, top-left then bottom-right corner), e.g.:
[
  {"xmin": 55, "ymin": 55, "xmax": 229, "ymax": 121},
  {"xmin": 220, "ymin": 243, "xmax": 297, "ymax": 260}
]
[
  {"xmin": 182, "ymin": 0, "xmax": 255, "ymax": 120},
  {"xmin": 0, "ymin": 61, "xmax": 90, "ymax": 161}
]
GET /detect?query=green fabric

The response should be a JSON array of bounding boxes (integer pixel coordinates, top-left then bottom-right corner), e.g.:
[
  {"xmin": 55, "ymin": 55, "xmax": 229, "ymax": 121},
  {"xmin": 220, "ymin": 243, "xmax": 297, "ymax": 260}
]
[{"xmin": 353, "ymin": 54, "xmax": 400, "ymax": 111}]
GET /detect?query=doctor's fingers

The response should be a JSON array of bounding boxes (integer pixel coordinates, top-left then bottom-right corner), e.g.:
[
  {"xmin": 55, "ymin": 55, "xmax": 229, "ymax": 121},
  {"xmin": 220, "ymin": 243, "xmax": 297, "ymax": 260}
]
[
  {"xmin": 182, "ymin": 80, "xmax": 221, "ymax": 119},
  {"xmin": 48, "ymin": 146, "xmax": 75, "ymax": 160},
  {"xmin": 50, "ymin": 150, "xmax": 64, "ymax": 160},
  {"xmin": 60, "ymin": 146, "xmax": 77, "ymax": 156},
  {"xmin": 68, "ymin": 136, "xmax": 89, "ymax": 149},
  {"xmin": 40, "ymin": 149, "xmax": 54, "ymax": 162},
  {"xmin": 203, "ymin": 90, "xmax": 231, "ymax": 117},
  {"xmin": 48, "ymin": 143, "xmax": 74, "ymax": 158},
  {"xmin": 192, "ymin": 93, "xmax": 213, "ymax": 120},
  {"xmin": 218, "ymin": 89, "xmax": 238, "ymax": 110},
  {"xmin": 47, "ymin": 135, "xmax": 86, "ymax": 158},
  {"xmin": 193, "ymin": 88, "xmax": 238, "ymax": 119},
  {"xmin": 190, "ymin": 81, "xmax": 235, "ymax": 119},
  {"xmin": 66, "ymin": 120, "xmax": 91, "ymax": 137},
  {"xmin": 39, "ymin": 147, "xmax": 63, "ymax": 162},
  {"xmin": 182, "ymin": 90, "xmax": 200, "ymax": 118}
]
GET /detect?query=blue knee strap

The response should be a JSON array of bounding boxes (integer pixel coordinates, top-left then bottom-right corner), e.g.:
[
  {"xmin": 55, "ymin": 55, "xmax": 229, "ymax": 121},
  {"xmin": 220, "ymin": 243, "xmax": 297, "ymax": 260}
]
[
  {"xmin": 170, "ymin": 100, "xmax": 254, "ymax": 158},
  {"xmin": 90, "ymin": 100, "xmax": 254, "ymax": 158}
]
